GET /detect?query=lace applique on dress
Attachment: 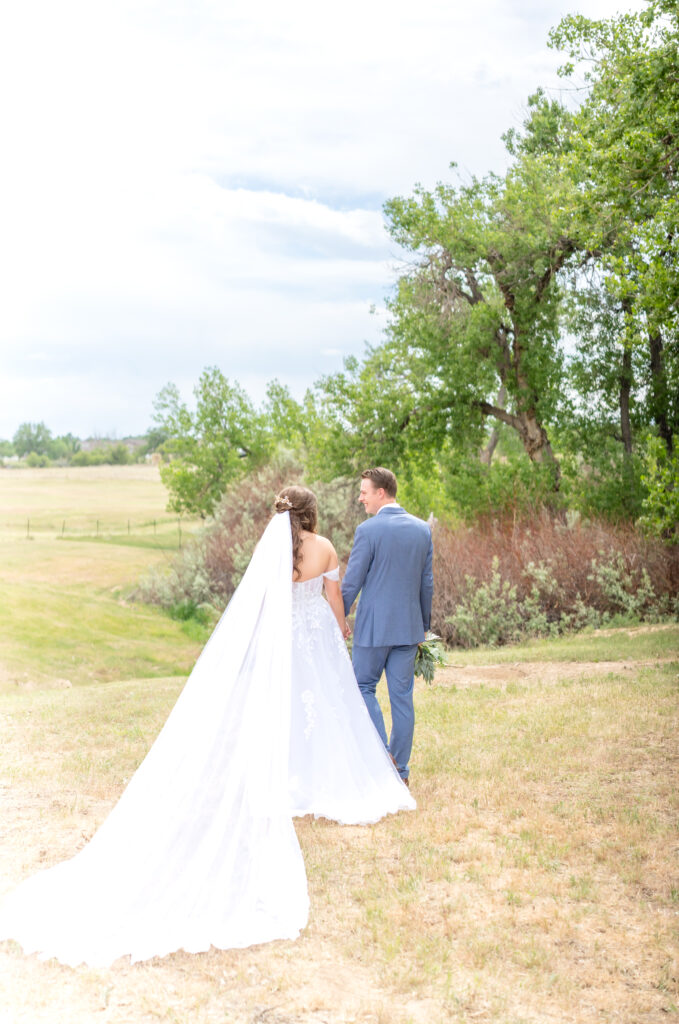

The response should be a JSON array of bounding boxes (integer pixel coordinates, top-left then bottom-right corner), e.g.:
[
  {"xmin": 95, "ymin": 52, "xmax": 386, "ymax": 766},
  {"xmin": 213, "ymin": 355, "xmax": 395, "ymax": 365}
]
[{"xmin": 300, "ymin": 690, "xmax": 316, "ymax": 739}]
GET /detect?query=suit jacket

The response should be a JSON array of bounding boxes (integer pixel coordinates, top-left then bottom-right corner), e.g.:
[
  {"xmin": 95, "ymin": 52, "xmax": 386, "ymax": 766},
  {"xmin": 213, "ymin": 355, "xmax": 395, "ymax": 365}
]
[{"xmin": 342, "ymin": 505, "xmax": 434, "ymax": 647}]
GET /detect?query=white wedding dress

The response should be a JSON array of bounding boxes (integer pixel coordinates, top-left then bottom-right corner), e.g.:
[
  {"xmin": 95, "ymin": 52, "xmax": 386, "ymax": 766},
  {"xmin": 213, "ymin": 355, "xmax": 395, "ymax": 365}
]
[{"xmin": 0, "ymin": 512, "xmax": 414, "ymax": 967}]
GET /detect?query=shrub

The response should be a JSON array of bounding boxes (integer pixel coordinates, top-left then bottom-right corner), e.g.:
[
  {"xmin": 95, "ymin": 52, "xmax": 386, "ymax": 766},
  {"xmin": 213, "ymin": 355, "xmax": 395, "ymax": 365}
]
[
  {"xmin": 108, "ymin": 443, "xmax": 131, "ymax": 465},
  {"xmin": 446, "ymin": 560, "xmax": 525, "ymax": 647},
  {"xmin": 433, "ymin": 512, "xmax": 679, "ymax": 647},
  {"xmin": 25, "ymin": 452, "xmax": 50, "ymax": 467},
  {"xmin": 638, "ymin": 436, "xmax": 679, "ymax": 543},
  {"xmin": 70, "ymin": 444, "xmax": 131, "ymax": 466},
  {"xmin": 137, "ymin": 453, "xmax": 363, "ymax": 614}
]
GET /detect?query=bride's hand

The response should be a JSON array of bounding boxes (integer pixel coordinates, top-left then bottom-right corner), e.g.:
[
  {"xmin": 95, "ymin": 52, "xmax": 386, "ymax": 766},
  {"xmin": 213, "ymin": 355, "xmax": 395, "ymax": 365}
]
[{"xmin": 343, "ymin": 623, "xmax": 352, "ymax": 639}]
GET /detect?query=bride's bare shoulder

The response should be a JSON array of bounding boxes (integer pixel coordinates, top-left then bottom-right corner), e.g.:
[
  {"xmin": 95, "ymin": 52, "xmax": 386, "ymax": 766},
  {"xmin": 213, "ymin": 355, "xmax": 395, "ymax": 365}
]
[
  {"xmin": 299, "ymin": 533, "xmax": 338, "ymax": 575},
  {"xmin": 301, "ymin": 531, "xmax": 331, "ymax": 547}
]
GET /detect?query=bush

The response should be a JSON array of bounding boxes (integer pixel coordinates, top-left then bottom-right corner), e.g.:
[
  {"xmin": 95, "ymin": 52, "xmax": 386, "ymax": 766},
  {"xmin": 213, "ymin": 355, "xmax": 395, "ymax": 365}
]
[
  {"xmin": 25, "ymin": 452, "xmax": 50, "ymax": 468},
  {"xmin": 559, "ymin": 438, "xmax": 647, "ymax": 522},
  {"xmin": 638, "ymin": 436, "xmax": 679, "ymax": 543},
  {"xmin": 433, "ymin": 512, "xmax": 679, "ymax": 647},
  {"xmin": 71, "ymin": 444, "xmax": 131, "ymax": 467},
  {"xmin": 442, "ymin": 450, "xmax": 562, "ymax": 521},
  {"xmin": 137, "ymin": 453, "xmax": 363, "ymax": 614}
]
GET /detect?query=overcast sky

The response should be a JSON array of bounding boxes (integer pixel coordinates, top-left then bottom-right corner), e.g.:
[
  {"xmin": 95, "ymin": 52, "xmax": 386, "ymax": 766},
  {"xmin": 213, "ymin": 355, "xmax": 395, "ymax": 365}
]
[{"xmin": 0, "ymin": 0, "xmax": 638, "ymax": 440}]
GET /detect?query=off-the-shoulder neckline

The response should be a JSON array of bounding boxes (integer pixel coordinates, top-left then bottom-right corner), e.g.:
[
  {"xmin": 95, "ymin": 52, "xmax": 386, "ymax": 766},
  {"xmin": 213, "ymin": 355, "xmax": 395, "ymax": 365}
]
[{"xmin": 294, "ymin": 570, "xmax": 338, "ymax": 584}]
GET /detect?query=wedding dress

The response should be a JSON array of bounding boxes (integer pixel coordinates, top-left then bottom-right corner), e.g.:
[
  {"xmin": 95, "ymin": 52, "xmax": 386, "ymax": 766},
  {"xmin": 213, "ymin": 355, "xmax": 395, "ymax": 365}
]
[{"xmin": 0, "ymin": 512, "xmax": 414, "ymax": 967}]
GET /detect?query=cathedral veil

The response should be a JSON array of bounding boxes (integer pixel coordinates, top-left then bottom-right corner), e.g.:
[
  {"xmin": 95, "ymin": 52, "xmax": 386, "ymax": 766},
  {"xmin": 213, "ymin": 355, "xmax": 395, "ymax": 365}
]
[{"xmin": 0, "ymin": 511, "xmax": 309, "ymax": 967}]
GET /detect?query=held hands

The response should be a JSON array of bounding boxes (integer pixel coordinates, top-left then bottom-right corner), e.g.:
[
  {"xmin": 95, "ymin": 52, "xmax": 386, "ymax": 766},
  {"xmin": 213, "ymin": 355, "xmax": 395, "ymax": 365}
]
[{"xmin": 343, "ymin": 622, "xmax": 352, "ymax": 640}]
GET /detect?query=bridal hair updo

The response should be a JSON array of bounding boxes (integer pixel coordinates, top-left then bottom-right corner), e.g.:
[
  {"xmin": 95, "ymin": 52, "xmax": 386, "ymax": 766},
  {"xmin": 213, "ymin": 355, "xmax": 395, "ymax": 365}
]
[{"xmin": 274, "ymin": 485, "xmax": 318, "ymax": 579}]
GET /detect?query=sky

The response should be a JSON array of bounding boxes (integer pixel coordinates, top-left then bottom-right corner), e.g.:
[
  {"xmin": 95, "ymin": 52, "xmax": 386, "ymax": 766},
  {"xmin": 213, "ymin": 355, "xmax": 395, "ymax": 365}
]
[{"xmin": 0, "ymin": 0, "xmax": 639, "ymax": 440}]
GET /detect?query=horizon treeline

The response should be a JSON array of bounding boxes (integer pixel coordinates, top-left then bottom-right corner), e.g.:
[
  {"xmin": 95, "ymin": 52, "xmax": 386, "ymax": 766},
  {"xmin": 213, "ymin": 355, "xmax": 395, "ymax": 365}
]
[{"xmin": 0, "ymin": 422, "xmax": 166, "ymax": 467}]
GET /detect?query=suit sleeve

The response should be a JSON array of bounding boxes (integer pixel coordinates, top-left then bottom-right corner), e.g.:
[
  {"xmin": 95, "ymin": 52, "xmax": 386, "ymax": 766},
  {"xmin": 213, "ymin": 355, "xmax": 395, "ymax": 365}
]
[
  {"xmin": 419, "ymin": 531, "xmax": 434, "ymax": 631},
  {"xmin": 341, "ymin": 525, "xmax": 372, "ymax": 616}
]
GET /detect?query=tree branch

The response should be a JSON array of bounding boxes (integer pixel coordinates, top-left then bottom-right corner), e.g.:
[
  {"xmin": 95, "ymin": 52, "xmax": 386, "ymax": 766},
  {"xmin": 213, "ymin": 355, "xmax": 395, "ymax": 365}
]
[
  {"xmin": 464, "ymin": 269, "xmax": 485, "ymax": 304},
  {"xmin": 476, "ymin": 400, "xmax": 522, "ymax": 431}
]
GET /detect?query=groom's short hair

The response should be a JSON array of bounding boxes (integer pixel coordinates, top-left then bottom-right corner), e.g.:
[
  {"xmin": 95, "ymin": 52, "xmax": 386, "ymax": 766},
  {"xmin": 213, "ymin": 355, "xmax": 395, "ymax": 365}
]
[{"xmin": 362, "ymin": 467, "xmax": 397, "ymax": 497}]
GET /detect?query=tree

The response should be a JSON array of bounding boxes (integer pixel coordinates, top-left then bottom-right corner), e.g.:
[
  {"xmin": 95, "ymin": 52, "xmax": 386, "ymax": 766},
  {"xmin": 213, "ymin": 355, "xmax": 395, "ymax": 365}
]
[
  {"xmin": 13, "ymin": 422, "xmax": 53, "ymax": 457},
  {"xmin": 152, "ymin": 367, "xmax": 273, "ymax": 517},
  {"xmin": 49, "ymin": 433, "xmax": 81, "ymax": 460},
  {"xmin": 261, "ymin": 379, "xmax": 308, "ymax": 452},
  {"xmin": 549, "ymin": 2, "xmax": 679, "ymax": 455},
  {"xmin": 139, "ymin": 426, "xmax": 169, "ymax": 458},
  {"xmin": 312, "ymin": 147, "xmax": 586, "ymax": 496}
]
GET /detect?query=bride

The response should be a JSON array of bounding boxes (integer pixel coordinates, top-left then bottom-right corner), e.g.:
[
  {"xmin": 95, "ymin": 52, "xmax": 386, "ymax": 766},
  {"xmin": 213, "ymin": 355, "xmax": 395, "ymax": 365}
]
[{"xmin": 0, "ymin": 486, "xmax": 415, "ymax": 967}]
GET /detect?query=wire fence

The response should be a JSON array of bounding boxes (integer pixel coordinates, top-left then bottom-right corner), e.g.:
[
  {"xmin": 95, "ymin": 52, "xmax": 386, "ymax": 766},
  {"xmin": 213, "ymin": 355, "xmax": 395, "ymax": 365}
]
[{"xmin": 1, "ymin": 516, "xmax": 198, "ymax": 549}]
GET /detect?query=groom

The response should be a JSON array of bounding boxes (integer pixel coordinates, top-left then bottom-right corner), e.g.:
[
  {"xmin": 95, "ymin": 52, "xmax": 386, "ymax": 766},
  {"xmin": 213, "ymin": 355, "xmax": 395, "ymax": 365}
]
[{"xmin": 342, "ymin": 468, "xmax": 434, "ymax": 786}]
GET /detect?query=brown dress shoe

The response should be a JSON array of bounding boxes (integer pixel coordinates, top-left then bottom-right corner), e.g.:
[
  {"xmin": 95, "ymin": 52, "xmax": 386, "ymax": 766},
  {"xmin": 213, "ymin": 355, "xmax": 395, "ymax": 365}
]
[{"xmin": 389, "ymin": 752, "xmax": 409, "ymax": 787}]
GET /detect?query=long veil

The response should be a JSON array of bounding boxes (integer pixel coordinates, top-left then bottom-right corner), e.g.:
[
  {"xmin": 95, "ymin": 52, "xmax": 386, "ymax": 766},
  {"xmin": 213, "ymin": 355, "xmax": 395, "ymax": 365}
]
[{"xmin": 0, "ymin": 511, "xmax": 309, "ymax": 966}]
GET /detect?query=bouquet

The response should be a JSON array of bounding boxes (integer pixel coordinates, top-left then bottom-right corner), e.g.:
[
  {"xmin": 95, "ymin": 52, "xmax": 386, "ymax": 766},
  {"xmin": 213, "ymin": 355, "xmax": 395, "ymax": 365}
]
[{"xmin": 414, "ymin": 631, "xmax": 446, "ymax": 685}]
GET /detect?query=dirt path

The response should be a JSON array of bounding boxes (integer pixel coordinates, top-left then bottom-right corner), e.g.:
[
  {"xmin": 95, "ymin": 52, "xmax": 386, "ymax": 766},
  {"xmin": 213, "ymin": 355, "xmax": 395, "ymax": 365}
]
[{"xmin": 437, "ymin": 657, "xmax": 675, "ymax": 689}]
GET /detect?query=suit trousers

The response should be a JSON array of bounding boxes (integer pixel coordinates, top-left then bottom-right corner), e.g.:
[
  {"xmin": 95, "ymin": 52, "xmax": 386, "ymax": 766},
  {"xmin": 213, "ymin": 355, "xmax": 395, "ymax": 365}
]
[{"xmin": 351, "ymin": 643, "xmax": 418, "ymax": 779}]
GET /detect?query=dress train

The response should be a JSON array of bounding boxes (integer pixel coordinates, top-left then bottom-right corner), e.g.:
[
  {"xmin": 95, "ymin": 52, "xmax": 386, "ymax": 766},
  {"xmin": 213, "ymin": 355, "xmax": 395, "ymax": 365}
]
[{"xmin": 0, "ymin": 512, "xmax": 414, "ymax": 967}]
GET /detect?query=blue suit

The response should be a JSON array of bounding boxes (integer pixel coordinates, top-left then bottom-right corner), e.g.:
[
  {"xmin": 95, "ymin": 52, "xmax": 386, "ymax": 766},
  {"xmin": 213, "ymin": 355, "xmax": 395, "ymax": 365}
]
[{"xmin": 342, "ymin": 505, "xmax": 433, "ymax": 780}]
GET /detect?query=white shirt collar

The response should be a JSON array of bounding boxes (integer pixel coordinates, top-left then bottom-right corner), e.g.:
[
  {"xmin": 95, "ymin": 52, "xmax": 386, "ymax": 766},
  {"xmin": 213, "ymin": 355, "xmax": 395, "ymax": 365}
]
[{"xmin": 376, "ymin": 502, "xmax": 401, "ymax": 515}]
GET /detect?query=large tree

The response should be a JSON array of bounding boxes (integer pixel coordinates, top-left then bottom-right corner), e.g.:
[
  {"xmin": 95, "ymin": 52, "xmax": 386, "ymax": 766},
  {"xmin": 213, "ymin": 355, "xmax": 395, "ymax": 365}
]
[
  {"xmin": 550, "ymin": 1, "xmax": 679, "ymax": 455},
  {"xmin": 312, "ymin": 147, "xmax": 585, "ymax": 493}
]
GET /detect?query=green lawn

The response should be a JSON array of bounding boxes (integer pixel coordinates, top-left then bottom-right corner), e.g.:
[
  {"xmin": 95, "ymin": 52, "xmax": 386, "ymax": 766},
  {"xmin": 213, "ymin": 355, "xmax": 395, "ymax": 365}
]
[
  {"xmin": 449, "ymin": 622, "xmax": 678, "ymax": 664},
  {"xmin": 0, "ymin": 466, "xmax": 203, "ymax": 689}
]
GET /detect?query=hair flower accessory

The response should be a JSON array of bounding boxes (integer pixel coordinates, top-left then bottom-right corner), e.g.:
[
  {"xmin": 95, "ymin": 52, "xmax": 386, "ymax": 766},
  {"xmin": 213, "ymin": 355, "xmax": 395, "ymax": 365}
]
[{"xmin": 275, "ymin": 494, "xmax": 293, "ymax": 509}]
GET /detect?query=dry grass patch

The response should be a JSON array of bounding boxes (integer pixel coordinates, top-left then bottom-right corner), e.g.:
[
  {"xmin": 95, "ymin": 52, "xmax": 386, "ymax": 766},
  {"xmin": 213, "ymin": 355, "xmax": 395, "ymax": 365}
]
[
  {"xmin": 2, "ymin": 649, "xmax": 676, "ymax": 1022},
  {"xmin": 0, "ymin": 465, "xmax": 181, "ymax": 535}
]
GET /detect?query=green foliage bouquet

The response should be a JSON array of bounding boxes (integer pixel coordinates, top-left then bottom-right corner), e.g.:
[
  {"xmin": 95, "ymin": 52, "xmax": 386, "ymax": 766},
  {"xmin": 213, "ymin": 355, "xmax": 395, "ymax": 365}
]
[{"xmin": 414, "ymin": 632, "xmax": 446, "ymax": 684}]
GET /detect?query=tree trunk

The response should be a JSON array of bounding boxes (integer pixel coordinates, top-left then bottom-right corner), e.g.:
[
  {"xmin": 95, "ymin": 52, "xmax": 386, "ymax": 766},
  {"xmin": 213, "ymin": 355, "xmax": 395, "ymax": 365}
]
[
  {"xmin": 516, "ymin": 413, "xmax": 561, "ymax": 486},
  {"xmin": 620, "ymin": 344, "xmax": 633, "ymax": 456},
  {"xmin": 477, "ymin": 400, "xmax": 561, "ymax": 489},
  {"xmin": 649, "ymin": 330, "xmax": 674, "ymax": 454},
  {"xmin": 479, "ymin": 386, "xmax": 507, "ymax": 466}
]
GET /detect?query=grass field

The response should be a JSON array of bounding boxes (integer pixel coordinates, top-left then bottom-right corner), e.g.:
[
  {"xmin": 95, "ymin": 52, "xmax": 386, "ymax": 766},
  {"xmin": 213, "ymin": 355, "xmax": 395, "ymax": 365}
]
[
  {"xmin": 0, "ymin": 466, "xmax": 677, "ymax": 1024},
  {"xmin": 0, "ymin": 466, "xmax": 203, "ymax": 687}
]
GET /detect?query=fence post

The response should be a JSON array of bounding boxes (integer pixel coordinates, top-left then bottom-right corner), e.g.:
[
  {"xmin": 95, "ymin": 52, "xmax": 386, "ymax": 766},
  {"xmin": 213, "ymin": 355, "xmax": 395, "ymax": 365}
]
[{"xmin": 62, "ymin": 520, "xmax": 65, "ymax": 536}]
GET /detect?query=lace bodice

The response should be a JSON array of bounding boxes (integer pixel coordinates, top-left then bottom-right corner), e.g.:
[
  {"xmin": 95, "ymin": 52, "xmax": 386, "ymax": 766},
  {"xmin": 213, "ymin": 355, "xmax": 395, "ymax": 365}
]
[
  {"xmin": 292, "ymin": 567, "xmax": 339, "ymax": 603},
  {"xmin": 291, "ymin": 566, "xmax": 344, "ymax": 669}
]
